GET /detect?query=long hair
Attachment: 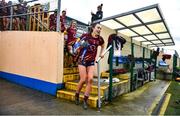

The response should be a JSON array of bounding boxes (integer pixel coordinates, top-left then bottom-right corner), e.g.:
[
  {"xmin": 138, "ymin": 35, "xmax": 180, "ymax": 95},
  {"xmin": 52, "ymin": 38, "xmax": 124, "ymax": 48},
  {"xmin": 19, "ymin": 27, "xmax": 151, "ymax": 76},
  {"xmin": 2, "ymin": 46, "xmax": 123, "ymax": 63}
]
[
  {"xmin": 88, "ymin": 23, "xmax": 98, "ymax": 34},
  {"xmin": 70, "ymin": 20, "xmax": 77, "ymax": 27}
]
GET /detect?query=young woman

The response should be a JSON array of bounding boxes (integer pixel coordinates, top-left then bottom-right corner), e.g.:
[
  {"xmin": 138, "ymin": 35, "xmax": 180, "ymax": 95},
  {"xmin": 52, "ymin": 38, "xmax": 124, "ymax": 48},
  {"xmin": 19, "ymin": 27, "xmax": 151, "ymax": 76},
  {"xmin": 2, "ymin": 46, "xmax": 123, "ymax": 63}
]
[
  {"xmin": 67, "ymin": 20, "xmax": 77, "ymax": 54},
  {"xmin": 65, "ymin": 20, "xmax": 77, "ymax": 67},
  {"xmin": 75, "ymin": 23, "xmax": 105, "ymax": 109}
]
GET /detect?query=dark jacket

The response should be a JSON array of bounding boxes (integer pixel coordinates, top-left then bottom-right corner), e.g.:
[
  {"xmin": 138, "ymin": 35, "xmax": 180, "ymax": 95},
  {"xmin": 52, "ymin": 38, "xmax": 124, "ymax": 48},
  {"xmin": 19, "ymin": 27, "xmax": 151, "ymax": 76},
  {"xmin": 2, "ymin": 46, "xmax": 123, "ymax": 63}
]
[
  {"xmin": 91, "ymin": 10, "xmax": 103, "ymax": 22},
  {"xmin": 107, "ymin": 34, "xmax": 126, "ymax": 64}
]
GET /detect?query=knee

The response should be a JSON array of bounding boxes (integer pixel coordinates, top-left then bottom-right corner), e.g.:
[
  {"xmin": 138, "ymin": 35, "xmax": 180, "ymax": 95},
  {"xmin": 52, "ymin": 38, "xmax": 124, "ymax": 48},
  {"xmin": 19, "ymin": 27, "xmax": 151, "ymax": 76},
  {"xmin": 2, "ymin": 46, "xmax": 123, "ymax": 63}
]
[
  {"xmin": 80, "ymin": 78, "xmax": 86, "ymax": 84},
  {"xmin": 87, "ymin": 77, "xmax": 93, "ymax": 84}
]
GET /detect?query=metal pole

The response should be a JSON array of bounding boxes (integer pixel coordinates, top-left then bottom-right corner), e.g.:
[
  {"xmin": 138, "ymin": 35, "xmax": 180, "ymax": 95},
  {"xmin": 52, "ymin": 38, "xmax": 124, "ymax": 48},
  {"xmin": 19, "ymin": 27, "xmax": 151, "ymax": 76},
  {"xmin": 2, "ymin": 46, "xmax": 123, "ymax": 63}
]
[
  {"xmin": 130, "ymin": 42, "xmax": 134, "ymax": 91},
  {"xmin": 154, "ymin": 54, "xmax": 157, "ymax": 81},
  {"xmin": 96, "ymin": 45, "xmax": 112, "ymax": 63},
  {"xmin": 143, "ymin": 47, "xmax": 145, "ymax": 68},
  {"xmin": 56, "ymin": 0, "xmax": 61, "ymax": 32},
  {"xmin": 97, "ymin": 62, "xmax": 101, "ymax": 111},
  {"xmin": 26, "ymin": 8, "xmax": 30, "ymax": 31},
  {"xmin": 108, "ymin": 45, "xmax": 113, "ymax": 102},
  {"xmin": 173, "ymin": 54, "xmax": 177, "ymax": 80},
  {"xmin": 95, "ymin": 45, "xmax": 112, "ymax": 110},
  {"xmin": 10, "ymin": 4, "xmax": 13, "ymax": 30}
]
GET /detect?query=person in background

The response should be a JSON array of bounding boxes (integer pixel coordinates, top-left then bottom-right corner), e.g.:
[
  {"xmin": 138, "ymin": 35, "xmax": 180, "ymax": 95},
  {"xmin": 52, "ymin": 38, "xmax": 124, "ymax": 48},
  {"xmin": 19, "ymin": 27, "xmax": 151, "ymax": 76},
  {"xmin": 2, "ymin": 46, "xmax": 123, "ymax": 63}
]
[
  {"xmin": 5, "ymin": 1, "xmax": 12, "ymax": 30},
  {"xmin": 14, "ymin": 1, "xmax": 27, "ymax": 31},
  {"xmin": 49, "ymin": 10, "xmax": 57, "ymax": 31},
  {"xmin": 0, "ymin": 0, "xmax": 8, "ymax": 30},
  {"xmin": 67, "ymin": 20, "xmax": 77, "ymax": 55},
  {"xmin": 91, "ymin": 4, "xmax": 103, "ymax": 23},
  {"xmin": 13, "ymin": 4, "xmax": 21, "ymax": 30},
  {"xmin": 0, "ymin": 0, "xmax": 4, "ymax": 30},
  {"xmin": 64, "ymin": 20, "xmax": 78, "ymax": 67},
  {"xmin": 60, "ymin": 10, "xmax": 66, "ymax": 32},
  {"xmin": 75, "ymin": 23, "xmax": 105, "ymax": 110},
  {"xmin": 49, "ymin": 10, "xmax": 66, "ymax": 32},
  {"xmin": 20, "ymin": 2, "xmax": 27, "ymax": 31}
]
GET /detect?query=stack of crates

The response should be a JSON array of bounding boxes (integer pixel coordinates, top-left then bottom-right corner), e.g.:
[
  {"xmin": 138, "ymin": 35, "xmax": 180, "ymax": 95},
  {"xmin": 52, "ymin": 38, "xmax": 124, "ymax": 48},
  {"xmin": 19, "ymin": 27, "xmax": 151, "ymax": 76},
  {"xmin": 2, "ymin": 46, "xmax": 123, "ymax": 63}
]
[{"xmin": 29, "ymin": 4, "xmax": 49, "ymax": 31}]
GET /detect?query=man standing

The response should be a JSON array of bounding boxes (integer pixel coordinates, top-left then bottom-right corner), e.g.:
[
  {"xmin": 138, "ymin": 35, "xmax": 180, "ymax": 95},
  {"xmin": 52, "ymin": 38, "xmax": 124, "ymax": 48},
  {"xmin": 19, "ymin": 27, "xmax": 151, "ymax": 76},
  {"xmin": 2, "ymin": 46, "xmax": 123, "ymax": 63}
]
[
  {"xmin": 91, "ymin": 4, "xmax": 103, "ymax": 23},
  {"xmin": 60, "ymin": 10, "xmax": 66, "ymax": 32},
  {"xmin": 49, "ymin": 10, "xmax": 57, "ymax": 31}
]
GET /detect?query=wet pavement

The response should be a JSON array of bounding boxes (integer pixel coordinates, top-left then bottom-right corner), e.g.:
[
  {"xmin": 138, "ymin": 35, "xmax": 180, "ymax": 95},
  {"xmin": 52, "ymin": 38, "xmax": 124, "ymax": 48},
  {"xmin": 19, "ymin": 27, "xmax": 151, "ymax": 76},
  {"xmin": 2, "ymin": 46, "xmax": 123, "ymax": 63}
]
[{"xmin": 0, "ymin": 78, "xmax": 170, "ymax": 115}]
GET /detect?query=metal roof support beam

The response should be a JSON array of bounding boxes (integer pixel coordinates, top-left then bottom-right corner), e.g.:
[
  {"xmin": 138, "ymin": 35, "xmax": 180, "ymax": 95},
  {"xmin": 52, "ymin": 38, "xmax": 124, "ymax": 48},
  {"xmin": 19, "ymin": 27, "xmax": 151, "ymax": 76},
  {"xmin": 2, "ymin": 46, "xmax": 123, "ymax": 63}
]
[
  {"xmin": 132, "ymin": 12, "xmax": 165, "ymax": 45},
  {"xmin": 148, "ymin": 42, "xmax": 174, "ymax": 46},
  {"xmin": 115, "ymin": 19, "xmax": 163, "ymax": 31},
  {"xmin": 141, "ymin": 38, "xmax": 172, "ymax": 43},
  {"xmin": 156, "ymin": 6, "xmax": 175, "ymax": 45},
  {"xmin": 113, "ymin": 19, "xmax": 157, "ymax": 47},
  {"xmin": 131, "ymin": 32, "xmax": 168, "ymax": 38}
]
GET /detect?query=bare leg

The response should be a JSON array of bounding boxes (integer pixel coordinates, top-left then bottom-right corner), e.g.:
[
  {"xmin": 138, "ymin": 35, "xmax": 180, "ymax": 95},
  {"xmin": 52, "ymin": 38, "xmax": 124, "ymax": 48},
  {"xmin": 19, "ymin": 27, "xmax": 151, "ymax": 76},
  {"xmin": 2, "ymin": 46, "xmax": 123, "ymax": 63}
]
[
  {"xmin": 16, "ymin": 18, "xmax": 20, "ymax": 30},
  {"xmin": 76, "ymin": 65, "xmax": 87, "ymax": 93},
  {"xmin": 5, "ymin": 18, "xmax": 10, "ymax": 30},
  {"xmin": 3, "ymin": 17, "xmax": 6, "ymax": 30},
  {"xmin": 75, "ymin": 65, "xmax": 87, "ymax": 105},
  {"xmin": 22, "ymin": 19, "xmax": 26, "ymax": 31},
  {"xmin": 84, "ymin": 65, "xmax": 95, "ymax": 96},
  {"xmin": 83, "ymin": 65, "xmax": 95, "ymax": 109}
]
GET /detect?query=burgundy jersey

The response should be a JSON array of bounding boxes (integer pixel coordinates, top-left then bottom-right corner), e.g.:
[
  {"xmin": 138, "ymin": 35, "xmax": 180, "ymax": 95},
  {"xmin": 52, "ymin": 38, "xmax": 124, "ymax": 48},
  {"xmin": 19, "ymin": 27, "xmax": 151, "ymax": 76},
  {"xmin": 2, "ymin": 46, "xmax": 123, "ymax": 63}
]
[
  {"xmin": 49, "ymin": 14, "xmax": 57, "ymax": 31},
  {"xmin": 60, "ymin": 15, "xmax": 66, "ymax": 32},
  {"xmin": 67, "ymin": 27, "xmax": 77, "ymax": 46},
  {"xmin": 78, "ymin": 33, "xmax": 104, "ymax": 62}
]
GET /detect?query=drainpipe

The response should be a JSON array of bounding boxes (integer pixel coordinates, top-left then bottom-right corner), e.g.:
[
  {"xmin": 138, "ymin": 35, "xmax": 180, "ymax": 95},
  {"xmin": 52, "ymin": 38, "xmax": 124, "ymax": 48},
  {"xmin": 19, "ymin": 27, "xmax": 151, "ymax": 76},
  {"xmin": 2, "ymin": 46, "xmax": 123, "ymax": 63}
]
[{"xmin": 56, "ymin": 0, "xmax": 61, "ymax": 32}]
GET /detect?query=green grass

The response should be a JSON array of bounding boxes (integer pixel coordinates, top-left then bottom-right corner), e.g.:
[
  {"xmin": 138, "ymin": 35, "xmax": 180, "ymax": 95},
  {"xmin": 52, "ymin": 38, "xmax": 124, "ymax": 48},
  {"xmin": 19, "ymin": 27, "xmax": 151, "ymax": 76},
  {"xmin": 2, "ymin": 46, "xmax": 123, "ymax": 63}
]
[
  {"xmin": 176, "ymin": 67, "xmax": 180, "ymax": 71},
  {"xmin": 165, "ymin": 81, "xmax": 180, "ymax": 115}
]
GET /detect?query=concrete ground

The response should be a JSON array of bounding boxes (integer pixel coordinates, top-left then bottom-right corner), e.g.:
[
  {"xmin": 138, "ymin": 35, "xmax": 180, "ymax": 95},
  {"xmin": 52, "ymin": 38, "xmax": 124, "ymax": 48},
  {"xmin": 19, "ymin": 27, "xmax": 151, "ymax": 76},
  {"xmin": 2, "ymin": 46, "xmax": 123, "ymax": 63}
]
[{"xmin": 0, "ymin": 78, "xmax": 170, "ymax": 115}]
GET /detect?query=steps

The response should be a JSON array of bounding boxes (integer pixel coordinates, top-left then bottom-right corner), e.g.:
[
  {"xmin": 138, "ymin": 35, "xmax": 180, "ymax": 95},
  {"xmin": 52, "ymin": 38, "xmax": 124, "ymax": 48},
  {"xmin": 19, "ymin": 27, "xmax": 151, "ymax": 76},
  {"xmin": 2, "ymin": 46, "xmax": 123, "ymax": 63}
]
[
  {"xmin": 57, "ymin": 78, "xmax": 107, "ymax": 108},
  {"xmin": 64, "ymin": 67, "xmax": 79, "ymax": 75},
  {"xmin": 57, "ymin": 89, "xmax": 103, "ymax": 108},
  {"xmin": 57, "ymin": 79, "xmax": 129, "ymax": 107},
  {"xmin": 57, "ymin": 67, "xmax": 130, "ymax": 108},
  {"xmin": 63, "ymin": 74, "xmax": 79, "ymax": 82},
  {"xmin": 63, "ymin": 67, "xmax": 79, "ymax": 82},
  {"xmin": 65, "ymin": 80, "xmax": 107, "ymax": 96}
]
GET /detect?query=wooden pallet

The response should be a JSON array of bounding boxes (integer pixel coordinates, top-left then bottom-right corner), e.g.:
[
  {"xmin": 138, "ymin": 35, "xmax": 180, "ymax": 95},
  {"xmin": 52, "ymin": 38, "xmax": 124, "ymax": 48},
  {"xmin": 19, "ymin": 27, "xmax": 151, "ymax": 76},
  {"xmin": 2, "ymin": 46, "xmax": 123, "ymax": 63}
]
[{"xmin": 29, "ymin": 4, "xmax": 49, "ymax": 31}]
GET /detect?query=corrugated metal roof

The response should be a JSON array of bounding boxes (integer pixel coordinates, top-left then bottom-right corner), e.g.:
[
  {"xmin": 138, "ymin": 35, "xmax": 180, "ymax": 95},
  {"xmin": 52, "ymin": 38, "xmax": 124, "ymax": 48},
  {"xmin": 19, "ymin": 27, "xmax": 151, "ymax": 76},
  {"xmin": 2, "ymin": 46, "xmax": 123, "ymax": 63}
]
[{"xmin": 94, "ymin": 4, "xmax": 175, "ymax": 47}]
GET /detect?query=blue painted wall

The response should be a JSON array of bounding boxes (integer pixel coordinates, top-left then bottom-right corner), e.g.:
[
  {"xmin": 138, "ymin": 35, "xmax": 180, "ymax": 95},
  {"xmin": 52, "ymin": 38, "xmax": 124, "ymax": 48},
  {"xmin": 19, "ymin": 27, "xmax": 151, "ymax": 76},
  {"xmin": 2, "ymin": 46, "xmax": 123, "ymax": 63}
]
[{"xmin": 0, "ymin": 71, "xmax": 64, "ymax": 96}]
